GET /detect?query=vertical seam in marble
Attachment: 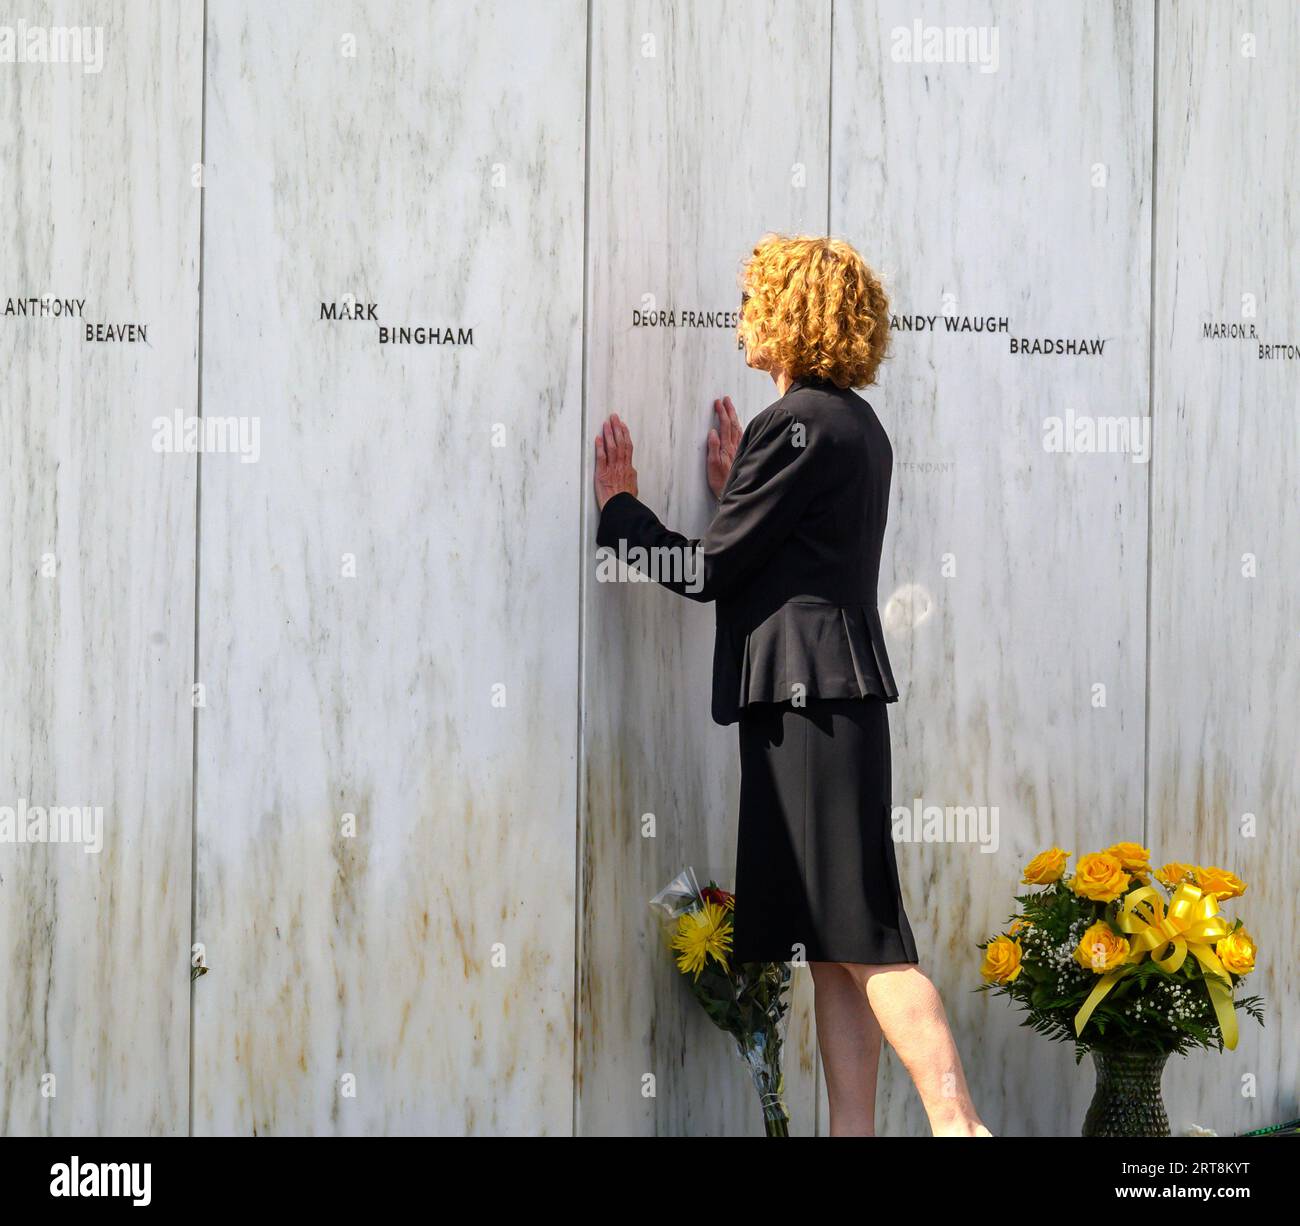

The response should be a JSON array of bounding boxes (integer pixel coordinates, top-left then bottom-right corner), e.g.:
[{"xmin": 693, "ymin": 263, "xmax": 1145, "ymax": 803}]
[
  {"xmin": 187, "ymin": 0, "xmax": 211, "ymax": 1140},
  {"xmin": 825, "ymin": 0, "xmax": 834, "ymax": 239},
  {"xmin": 815, "ymin": 0, "xmax": 835, "ymax": 1139},
  {"xmin": 1141, "ymin": 0, "xmax": 1160, "ymax": 853},
  {"xmin": 571, "ymin": 0, "xmax": 595, "ymax": 1141}
]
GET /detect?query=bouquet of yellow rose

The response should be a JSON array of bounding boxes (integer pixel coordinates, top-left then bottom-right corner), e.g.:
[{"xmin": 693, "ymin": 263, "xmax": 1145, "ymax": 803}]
[
  {"xmin": 650, "ymin": 868, "xmax": 793, "ymax": 1136},
  {"xmin": 978, "ymin": 844, "xmax": 1265, "ymax": 1059}
]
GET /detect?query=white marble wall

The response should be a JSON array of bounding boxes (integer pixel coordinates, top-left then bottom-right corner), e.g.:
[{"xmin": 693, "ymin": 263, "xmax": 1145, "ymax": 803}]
[
  {"xmin": 578, "ymin": 0, "xmax": 830, "ymax": 1136},
  {"xmin": 831, "ymin": 0, "xmax": 1154, "ymax": 1135},
  {"xmin": 191, "ymin": 1, "xmax": 586, "ymax": 1134},
  {"xmin": 0, "ymin": 1, "xmax": 203, "ymax": 1134},
  {"xmin": 2, "ymin": 0, "xmax": 1295, "ymax": 1139},
  {"xmin": 1148, "ymin": 0, "xmax": 1300, "ymax": 1136}
]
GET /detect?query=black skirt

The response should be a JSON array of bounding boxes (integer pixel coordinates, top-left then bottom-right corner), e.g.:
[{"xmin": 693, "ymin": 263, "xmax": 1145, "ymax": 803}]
[{"xmin": 731, "ymin": 697, "xmax": 919, "ymax": 966}]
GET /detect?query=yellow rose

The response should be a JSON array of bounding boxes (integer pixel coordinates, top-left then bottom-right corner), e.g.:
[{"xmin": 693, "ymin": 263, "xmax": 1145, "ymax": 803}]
[
  {"xmin": 1106, "ymin": 842, "xmax": 1151, "ymax": 873},
  {"xmin": 1071, "ymin": 852, "xmax": 1129, "ymax": 902},
  {"xmin": 981, "ymin": 936, "xmax": 1023, "ymax": 984},
  {"xmin": 1008, "ymin": 917, "xmax": 1032, "ymax": 937},
  {"xmin": 1195, "ymin": 865, "xmax": 1247, "ymax": 901},
  {"xmin": 1155, "ymin": 861, "xmax": 1198, "ymax": 889},
  {"xmin": 1216, "ymin": 927, "xmax": 1256, "ymax": 976},
  {"xmin": 1022, "ymin": 848, "xmax": 1070, "ymax": 885},
  {"xmin": 1074, "ymin": 921, "xmax": 1131, "ymax": 973}
]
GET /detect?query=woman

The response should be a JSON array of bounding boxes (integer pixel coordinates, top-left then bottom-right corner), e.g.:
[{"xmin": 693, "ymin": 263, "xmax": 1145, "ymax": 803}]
[{"xmin": 593, "ymin": 234, "xmax": 990, "ymax": 1137}]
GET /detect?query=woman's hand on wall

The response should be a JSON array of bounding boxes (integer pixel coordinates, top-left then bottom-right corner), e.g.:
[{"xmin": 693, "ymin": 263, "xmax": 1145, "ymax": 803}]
[
  {"xmin": 594, "ymin": 413, "xmax": 639, "ymax": 511},
  {"xmin": 707, "ymin": 396, "xmax": 742, "ymax": 499}
]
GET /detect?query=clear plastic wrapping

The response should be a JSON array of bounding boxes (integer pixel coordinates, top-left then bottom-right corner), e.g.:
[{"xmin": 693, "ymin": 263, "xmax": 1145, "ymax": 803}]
[{"xmin": 650, "ymin": 867, "xmax": 793, "ymax": 1136}]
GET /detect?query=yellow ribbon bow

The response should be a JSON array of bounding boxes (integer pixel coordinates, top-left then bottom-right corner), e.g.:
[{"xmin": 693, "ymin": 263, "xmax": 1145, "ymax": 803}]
[{"xmin": 1073, "ymin": 882, "xmax": 1239, "ymax": 1049}]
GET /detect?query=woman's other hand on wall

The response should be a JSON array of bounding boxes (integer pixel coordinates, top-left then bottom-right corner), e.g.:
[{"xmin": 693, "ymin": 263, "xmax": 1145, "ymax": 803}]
[
  {"xmin": 594, "ymin": 413, "xmax": 639, "ymax": 511},
  {"xmin": 707, "ymin": 396, "xmax": 742, "ymax": 499}
]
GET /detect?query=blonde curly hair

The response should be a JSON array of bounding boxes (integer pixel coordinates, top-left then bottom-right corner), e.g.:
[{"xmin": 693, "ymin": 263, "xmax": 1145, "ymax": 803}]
[{"xmin": 737, "ymin": 234, "xmax": 890, "ymax": 389}]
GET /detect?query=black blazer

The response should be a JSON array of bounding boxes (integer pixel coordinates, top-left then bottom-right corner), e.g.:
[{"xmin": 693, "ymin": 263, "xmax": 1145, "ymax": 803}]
[{"xmin": 596, "ymin": 375, "xmax": 899, "ymax": 725}]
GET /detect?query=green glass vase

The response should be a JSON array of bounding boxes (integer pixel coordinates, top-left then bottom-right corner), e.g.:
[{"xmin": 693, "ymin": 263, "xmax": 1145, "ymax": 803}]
[{"xmin": 1082, "ymin": 1050, "xmax": 1171, "ymax": 1137}]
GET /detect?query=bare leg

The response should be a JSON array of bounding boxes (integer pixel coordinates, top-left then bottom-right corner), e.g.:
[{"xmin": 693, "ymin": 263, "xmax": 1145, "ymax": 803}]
[
  {"xmin": 840, "ymin": 962, "xmax": 989, "ymax": 1136},
  {"xmin": 810, "ymin": 961, "xmax": 882, "ymax": 1136}
]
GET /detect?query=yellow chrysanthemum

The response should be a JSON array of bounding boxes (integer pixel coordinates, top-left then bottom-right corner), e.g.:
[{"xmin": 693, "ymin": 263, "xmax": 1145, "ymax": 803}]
[
  {"xmin": 1195, "ymin": 865, "xmax": 1247, "ymax": 901},
  {"xmin": 671, "ymin": 902, "xmax": 732, "ymax": 980},
  {"xmin": 1074, "ymin": 921, "xmax": 1131, "ymax": 973},
  {"xmin": 1022, "ymin": 848, "xmax": 1070, "ymax": 885},
  {"xmin": 1106, "ymin": 842, "xmax": 1151, "ymax": 874},
  {"xmin": 1070, "ymin": 852, "xmax": 1129, "ymax": 902},
  {"xmin": 1216, "ymin": 927, "xmax": 1257, "ymax": 976},
  {"xmin": 980, "ymin": 936, "xmax": 1023, "ymax": 984}
]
